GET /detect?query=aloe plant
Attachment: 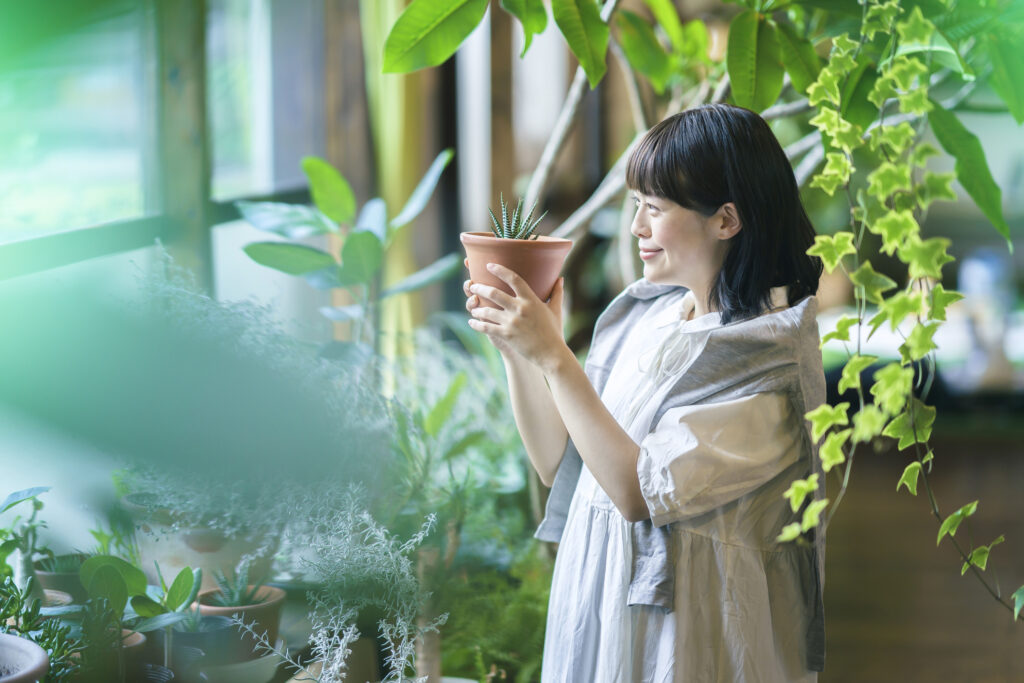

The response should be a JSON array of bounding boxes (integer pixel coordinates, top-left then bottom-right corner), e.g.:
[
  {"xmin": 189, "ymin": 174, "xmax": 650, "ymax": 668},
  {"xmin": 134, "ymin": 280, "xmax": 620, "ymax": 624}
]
[
  {"xmin": 487, "ymin": 194, "xmax": 546, "ymax": 240},
  {"xmin": 208, "ymin": 565, "xmax": 264, "ymax": 607}
]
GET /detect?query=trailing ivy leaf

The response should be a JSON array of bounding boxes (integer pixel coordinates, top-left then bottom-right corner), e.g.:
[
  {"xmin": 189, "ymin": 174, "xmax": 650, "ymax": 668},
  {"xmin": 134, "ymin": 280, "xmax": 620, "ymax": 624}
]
[
  {"xmin": 929, "ymin": 101, "xmax": 1011, "ymax": 247},
  {"xmin": 775, "ymin": 21, "xmax": 821, "ymax": 95},
  {"xmin": 871, "ymin": 362, "xmax": 913, "ymax": 416},
  {"xmin": 897, "ymin": 461, "xmax": 922, "ymax": 495},
  {"xmin": 616, "ymin": 10, "xmax": 672, "ymax": 94},
  {"xmin": 801, "ymin": 498, "xmax": 830, "ymax": 531},
  {"xmin": 869, "ymin": 210, "xmax": 918, "ymax": 256},
  {"xmin": 874, "ymin": 291, "xmax": 926, "ymax": 332},
  {"xmin": 887, "ymin": 55, "xmax": 928, "ymax": 91},
  {"xmin": 882, "ymin": 397, "xmax": 936, "ymax": 450},
  {"xmin": 810, "ymin": 153, "xmax": 853, "ymax": 197},
  {"xmin": 809, "ymin": 107, "xmax": 862, "ymax": 153},
  {"xmin": 643, "ymin": 0, "xmax": 685, "ymax": 53},
  {"xmin": 727, "ymin": 10, "xmax": 784, "ymax": 112},
  {"xmin": 1012, "ymin": 586, "xmax": 1024, "ymax": 621},
  {"xmin": 928, "ymin": 284, "xmax": 964, "ymax": 321},
  {"xmin": 936, "ymin": 499, "xmax": 978, "ymax": 546},
  {"xmin": 839, "ymin": 354, "xmax": 877, "ymax": 394},
  {"xmin": 244, "ymin": 242, "xmax": 337, "ymax": 276},
  {"xmin": 868, "ymin": 122, "xmax": 916, "ymax": 157},
  {"xmin": 424, "ymin": 371, "xmax": 468, "ymax": 438},
  {"xmin": 821, "ymin": 315, "xmax": 858, "ymax": 347},
  {"xmin": 866, "ymin": 164, "xmax": 912, "ymax": 205},
  {"xmin": 863, "ymin": 0, "xmax": 901, "ymax": 41},
  {"xmin": 235, "ymin": 201, "xmax": 338, "ymax": 238},
  {"xmin": 783, "ymin": 474, "xmax": 820, "ymax": 513},
  {"xmin": 391, "ymin": 149, "xmax": 455, "ymax": 231},
  {"xmin": 1, "ymin": 486, "xmax": 50, "ymax": 513},
  {"xmin": 985, "ymin": 32, "xmax": 1024, "ymax": 125},
  {"xmin": 899, "ymin": 87, "xmax": 933, "ymax": 115},
  {"xmin": 552, "ymin": 0, "xmax": 610, "ymax": 89},
  {"xmin": 899, "ymin": 322, "xmax": 940, "ymax": 363},
  {"xmin": 806, "ymin": 231, "xmax": 855, "ymax": 272},
  {"xmin": 354, "ymin": 198, "xmax": 388, "ymax": 244},
  {"xmin": 852, "ymin": 404, "xmax": 888, "ymax": 444},
  {"xmin": 909, "ymin": 142, "xmax": 940, "ymax": 168},
  {"xmin": 337, "ymin": 232, "xmax": 384, "ymax": 286},
  {"xmin": 820, "ymin": 429, "xmax": 850, "ymax": 473},
  {"xmin": 961, "ymin": 535, "xmax": 1004, "ymax": 575},
  {"xmin": 383, "ymin": 0, "xmax": 490, "ymax": 73},
  {"xmin": 777, "ymin": 522, "xmax": 802, "ymax": 543},
  {"xmin": 917, "ymin": 171, "xmax": 958, "ymax": 211},
  {"xmin": 849, "ymin": 261, "xmax": 897, "ymax": 304},
  {"xmin": 898, "ymin": 235, "xmax": 954, "ymax": 280},
  {"xmin": 501, "ymin": 0, "xmax": 548, "ymax": 57},
  {"xmin": 380, "ymin": 253, "xmax": 462, "ymax": 300},
  {"xmin": 301, "ymin": 157, "xmax": 357, "ymax": 225},
  {"xmin": 806, "ymin": 402, "xmax": 849, "ymax": 442},
  {"xmin": 839, "ymin": 58, "xmax": 879, "ymax": 132},
  {"xmin": 807, "ymin": 64, "xmax": 842, "ymax": 107}
]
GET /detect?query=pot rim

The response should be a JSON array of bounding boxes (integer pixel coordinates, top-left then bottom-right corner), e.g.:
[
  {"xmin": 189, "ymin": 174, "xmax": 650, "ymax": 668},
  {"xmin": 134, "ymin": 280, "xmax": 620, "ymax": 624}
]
[
  {"xmin": 0, "ymin": 632, "xmax": 50, "ymax": 681},
  {"xmin": 460, "ymin": 231, "xmax": 572, "ymax": 247},
  {"xmin": 195, "ymin": 584, "xmax": 286, "ymax": 610}
]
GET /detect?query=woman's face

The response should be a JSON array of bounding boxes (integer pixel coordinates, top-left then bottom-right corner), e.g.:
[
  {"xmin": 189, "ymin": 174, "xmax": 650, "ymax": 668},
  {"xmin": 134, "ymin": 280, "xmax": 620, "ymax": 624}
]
[{"xmin": 629, "ymin": 192, "xmax": 735, "ymax": 292}]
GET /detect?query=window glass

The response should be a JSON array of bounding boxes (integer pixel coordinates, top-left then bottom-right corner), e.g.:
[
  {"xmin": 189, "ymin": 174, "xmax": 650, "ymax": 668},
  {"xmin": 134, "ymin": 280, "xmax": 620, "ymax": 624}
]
[{"xmin": 0, "ymin": 4, "xmax": 150, "ymax": 242}]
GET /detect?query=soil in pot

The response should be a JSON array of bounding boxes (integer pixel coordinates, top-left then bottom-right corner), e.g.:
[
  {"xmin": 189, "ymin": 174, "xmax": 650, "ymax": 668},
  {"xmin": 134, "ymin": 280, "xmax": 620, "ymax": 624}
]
[
  {"xmin": 196, "ymin": 586, "xmax": 285, "ymax": 661},
  {"xmin": 460, "ymin": 232, "xmax": 571, "ymax": 309},
  {"xmin": 0, "ymin": 633, "xmax": 49, "ymax": 683}
]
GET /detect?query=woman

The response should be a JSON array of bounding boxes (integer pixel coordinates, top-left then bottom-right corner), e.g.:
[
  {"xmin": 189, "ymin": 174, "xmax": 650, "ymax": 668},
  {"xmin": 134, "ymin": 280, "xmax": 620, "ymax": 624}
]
[{"xmin": 465, "ymin": 104, "xmax": 826, "ymax": 682}]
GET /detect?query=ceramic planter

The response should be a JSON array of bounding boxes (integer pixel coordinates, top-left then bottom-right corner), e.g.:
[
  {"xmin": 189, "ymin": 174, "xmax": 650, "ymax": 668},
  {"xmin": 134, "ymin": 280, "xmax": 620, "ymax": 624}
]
[
  {"xmin": 460, "ymin": 232, "xmax": 572, "ymax": 309},
  {"xmin": 33, "ymin": 554, "xmax": 88, "ymax": 603},
  {"xmin": 150, "ymin": 615, "xmax": 248, "ymax": 668},
  {"xmin": 196, "ymin": 586, "xmax": 285, "ymax": 661},
  {"xmin": 0, "ymin": 633, "xmax": 48, "ymax": 683}
]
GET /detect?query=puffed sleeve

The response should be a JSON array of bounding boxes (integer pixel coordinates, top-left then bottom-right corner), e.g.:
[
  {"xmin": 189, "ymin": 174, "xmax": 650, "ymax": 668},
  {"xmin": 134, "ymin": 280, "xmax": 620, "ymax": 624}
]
[{"xmin": 636, "ymin": 391, "xmax": 802, "ymax": 526}]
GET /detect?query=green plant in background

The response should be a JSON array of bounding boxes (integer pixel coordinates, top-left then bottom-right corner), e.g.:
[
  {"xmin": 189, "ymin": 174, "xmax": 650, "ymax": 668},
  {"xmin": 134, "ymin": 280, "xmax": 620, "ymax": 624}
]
[
  {"xmin": 129, "ymin": 563, "xmax": 202, "ymax": 669},
  {"xmin": 239, "ymin": 150, "xmax": 461, "ymax": 362},
  {"xmin": 207, "ymin": 565, "xmax": 262, "ymax": 607},
  {"xmin": 35, "ymin": 554, "xmax": 86, "ymax": 574},
  {"xmin": 0, "ymin": 487, "xmax": 54, "ymax": 597},
  {"xmin": 382, "ymin": 0, "xmax": 1024, "ymax": 625},
  {"xmin": 0, "ymin": 576, "xmax": 84, "ymax": 683},
  {"xmin": 487, "ymin": 195, "xmax": 546, "ymax": 240},
  {"xmin": 76, "ymin": 554, "xmax": 148, "ymax": 681}
]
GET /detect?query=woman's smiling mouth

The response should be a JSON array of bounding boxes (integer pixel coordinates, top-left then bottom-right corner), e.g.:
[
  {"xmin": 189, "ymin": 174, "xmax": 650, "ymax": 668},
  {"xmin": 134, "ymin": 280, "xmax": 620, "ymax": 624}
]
[{"xmin": 639, "ymin": 247, "xmax": 663, "ymax": 261}]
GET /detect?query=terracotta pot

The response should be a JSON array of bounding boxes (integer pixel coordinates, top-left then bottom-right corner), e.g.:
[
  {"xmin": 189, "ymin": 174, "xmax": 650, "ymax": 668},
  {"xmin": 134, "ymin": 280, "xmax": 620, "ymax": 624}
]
[
  {"xmin": 33, "ymin": 555, "xmax": 88, "ymax": 603},
  {"xmin": 460, "ymin": 232, "xmax": 571, "ymax": 309},
  {"xmin": 0, "ymin": 633, "xmax": 49, "ymax": 683},
  {"xmin": 196, "ymin": 586, "xmax": 285, "ymax": 661}
]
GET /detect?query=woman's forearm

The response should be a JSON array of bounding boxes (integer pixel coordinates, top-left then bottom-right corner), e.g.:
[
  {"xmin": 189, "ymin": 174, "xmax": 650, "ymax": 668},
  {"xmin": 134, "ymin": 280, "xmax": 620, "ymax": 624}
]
[{"xmin": 502, "ymin": 350, "xmax": 568, "ymax": 486}]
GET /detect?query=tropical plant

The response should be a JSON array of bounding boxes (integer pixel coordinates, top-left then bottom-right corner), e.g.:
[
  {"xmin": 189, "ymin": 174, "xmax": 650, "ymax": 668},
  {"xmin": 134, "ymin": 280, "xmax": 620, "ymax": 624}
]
[
  {"xmin": 381, "ymin": 0, "xmax": 1024, "ymax": 625},
  {"xmin": 206, "ymin": 565, "xmax": 263, "ymax": 608},
  {"xmin": 74, "ymin": 554, "xmax": 149, "ymax": 681},
  {"xmin": 0, "ymin": 576, "xmax": 84, "ymax": 683},
  {"xmin": 129, "ymin": 563, "xmax": 203, "ymax": 668},
  {"xmin": 0, "ymin": 487, "xmax": 54, "ymax": 596},
  {"xmin": 487, "ymin": 195, "xmax": 546, "ymax": 240}
]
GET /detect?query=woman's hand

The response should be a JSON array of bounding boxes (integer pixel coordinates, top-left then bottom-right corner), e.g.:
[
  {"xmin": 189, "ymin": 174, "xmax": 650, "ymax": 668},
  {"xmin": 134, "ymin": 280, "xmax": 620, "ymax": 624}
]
[{"xmin": 464, "ymin": 263, "xmax": 567, "ymax": 372}]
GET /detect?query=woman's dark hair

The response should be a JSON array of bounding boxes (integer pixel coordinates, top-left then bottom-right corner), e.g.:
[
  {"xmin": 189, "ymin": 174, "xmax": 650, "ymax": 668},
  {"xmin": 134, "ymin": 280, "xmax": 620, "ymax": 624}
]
[{"xmin": 625, "ymin": 104, "xmax": 822, "ymax": 324}]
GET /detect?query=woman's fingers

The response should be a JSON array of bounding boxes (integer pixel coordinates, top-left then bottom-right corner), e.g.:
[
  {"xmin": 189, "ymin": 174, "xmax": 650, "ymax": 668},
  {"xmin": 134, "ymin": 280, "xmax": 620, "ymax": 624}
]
[
  {"xmin": 469, "ymin": 282, "xmax": 515, "ymax": 309},
  {"xmin": 469, "ymin": 304, "xmax": 509, "ymax": 326},
  {"xmin": 486, "ymin": 263, "xmax": 533, "ymax": 300}
]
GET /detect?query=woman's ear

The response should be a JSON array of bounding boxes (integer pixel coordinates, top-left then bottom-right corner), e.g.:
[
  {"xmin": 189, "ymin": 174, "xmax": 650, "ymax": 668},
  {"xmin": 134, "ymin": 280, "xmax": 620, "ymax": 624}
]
[{"xmin": 716, "ymin": 202, "xmax": 742, "ymax": 240}]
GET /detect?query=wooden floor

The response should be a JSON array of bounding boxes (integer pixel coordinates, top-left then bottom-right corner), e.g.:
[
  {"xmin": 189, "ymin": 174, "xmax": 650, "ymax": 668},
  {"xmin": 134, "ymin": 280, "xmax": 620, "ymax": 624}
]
[{"xmin": 819, "ymin": 432, "xmax": 1024, "ymax": 683}]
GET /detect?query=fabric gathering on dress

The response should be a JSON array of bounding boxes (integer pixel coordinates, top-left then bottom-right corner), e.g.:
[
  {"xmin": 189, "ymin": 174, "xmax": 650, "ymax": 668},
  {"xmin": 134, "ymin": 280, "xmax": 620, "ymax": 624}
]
[{"xmin": 537, "ymin": 279, "xmax": 827, "ymax": 683}]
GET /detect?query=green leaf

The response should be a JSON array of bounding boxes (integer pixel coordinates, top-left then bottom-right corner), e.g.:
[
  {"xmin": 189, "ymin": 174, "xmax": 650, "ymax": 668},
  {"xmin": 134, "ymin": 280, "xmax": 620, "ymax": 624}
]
[
  {"xmin": 868, "ymin": 122, "xmax": 915, "ymax": 157},
  {"xmin": 896, "ymin": 6, "xmax": 936, "ymax": 46},
  {"xmin": 866, "ymin": 163, "xmax": 912, "ymax": 205},
  {"xmin": 849, "ymin": 261, "xmax": 897, "ymax": 304},
  {"xmin": 616, "ymin": 10, "xmax": 672, "ymax": 94},
  {"xmin": 424, "ymin": 371, "xmax": 468, "ymax": 438},
  {"xmin": 937, "ymin": 500, "xmax": 978, "ymax": 546},
  {"xmin": 244, "ymin": 242, "xmax": 337, "ymax": 276},
  {"xmin": 806, "ymin": 230, "xmax": 855, "ymax": 272},
  {"xmin": 391, "ymin": 149, "xmax": 455, "ymax": 230},
  {"xmin": 806, "ymin": 402, "xmax": 849, "ymax": 442},
  {"xmin": 961, "ymin": 535, "xmax": 1004, "ymax": 575},
  {"xmin": 986, "ymin": 32, "xmax": 1024, "ymax": 125},
  {"xmin": 727, "ymin": 10, "xmax": 784, "ymax": 112},
  {"xmin": 839, "ymin": 355, "xmax": 877, "ymax": 394},
  {"xmin": 235, "ymin": 201, "xmax": 338, "ymax": 238},
  {"xmin": 783, "ymin": 474, "xmax": 819, "ymax": 513},
  {"xmin": 820, "ymin": 429, "xmax": 851, "ymax": 473},
  {"xmin": 777, "ymin": 522, "xmax": 802, "ymax": 543},
  {"xmin": 80, "ymin": 555, "xmax": 147, "ymax": 598},
  {"xmin": 382, "ymin": 0, "xmax": 490, "ymax": 73},
  {"xmin": 1012, "ymin": 585, "xmax": 1024, "ymax": 620},
  {"xmin": 809, "ymin": 106, "xmax": 862, "ymax": 153},
  {"xmin": 899, "ymin": 322, "xmax": 940, "ymax": 363},
  {"xmin": 898, "ymin": 86, "xmax": 933, "ymax": 115},
  {"xmin": 775, "ymin": 21, "xmax": 821, "ymax": 95},
  {"xmin": 1, "ymin": 486, "xmax": 50, "ymax": 513},
  {"xmin": 88, "ymin": 565, "xmax": 128, "ymax": 615},
  {"xmin": 917, "ymin": 171, "xmax": 957, "ymax": 211},
  {"xmin": 165, "ymin": 567, "xmax": 195, "ymax": 612},
  {"xmin": 897, "ymin": 235, "xmax": 954, "ymax": 280},
  {"xmin": 869, "ymin": 210, "xmax": 918, "ymax": 256},
  {"xmin": 501, "ymin": 0, "xmax": 548, "ymax": 56},
  {"xmin": 882, "ymin": 397, "xmax": 937, "ymax": 449},
  {"xmin": 929, "ymin": 101, "xmax": 1011, "ymax": 248},
  {"xmin": 870, "ymin": 362, "xmax": 914, "ymax": 416},
  {"xmin": 897, "ymin": 461, "xmax": 922, "ymax": 495},
  {"xmin": 863, "ymin": 0, "xmax": 901, "ymax": 41},
  {"xmin": 908, "ymin": 142, "xmax": 940, "ymax": 168},
  {"xmin": 354, "ymin": 198, "xmax": 388, "ymax": 244},
  {"xmin": 807, "ymin": 64, "xmax": 842, "ymax": 107},
  {"xmin": 801, "ymin": 498, "xmax": 830, "ymax": 531},
  {"xmin": 928, "ymin": 284, "xmax": 963, "ymax": 321},
  {"xmin": 642, "ymin": 0, "xmax": 685, "ymax": 53},
  {"xmin": 380, "ymin": 253, "xmax": 462, "ymax": 300},
  {"xmin": 337, "ymin": 232, "xmax": 384, "ymax": 286},
  {"xmin": 852, "ymin": 404, "xmax": 888, "ymax": 444},
  {"xmin": 133, "ymin": 611, "xmax": 189, "ymax": 633},
  {"xmin": 810, "ymin": 153, "xmax": 853, "ymax": 197},
  {"xmin": 552, "ymin": 0, "xmax": 610, "ymax": 89},
  {"xmin": 839, "ymin": 59, "xmax": 880, "ymax": 132},
  {"xmin": 887, "ymin": 55, "xmax": 928, "ymax": 91},
  {"xmin": 301, "ymin": 157, "xmax": 357, "ymax": 225},
  {"xmin": 821, "ymin": 315, "xmax": 858, "ymax": 347},
  {"xmin": 874, "ymin": 291, "xmax": 926, "ymax": 332},
  {"xmin": 130, "ymin": 594, "xmax": 167, "ymax": 618}
]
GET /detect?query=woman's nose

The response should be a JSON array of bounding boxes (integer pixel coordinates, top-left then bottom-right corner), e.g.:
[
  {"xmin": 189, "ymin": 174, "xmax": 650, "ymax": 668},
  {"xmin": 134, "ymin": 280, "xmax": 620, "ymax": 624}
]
[{"xmin": 630, "ymin": 211, "xmax": 648, "ymax": 238}]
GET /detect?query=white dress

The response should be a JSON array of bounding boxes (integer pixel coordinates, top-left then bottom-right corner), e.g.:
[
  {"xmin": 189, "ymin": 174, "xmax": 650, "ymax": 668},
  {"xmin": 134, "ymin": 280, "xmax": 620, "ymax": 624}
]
[{"xmin": 541, "ymin": 289, "xmax": 820, "ymax": 683}]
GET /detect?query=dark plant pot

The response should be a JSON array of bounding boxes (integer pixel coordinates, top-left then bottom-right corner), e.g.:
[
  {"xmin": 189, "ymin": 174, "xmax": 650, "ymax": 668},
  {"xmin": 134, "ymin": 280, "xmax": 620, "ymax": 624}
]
[
  {"xmin": 34, "ymin": 555, "xmax": 88, "ymax": 603},
  {"xmin": 196, "ymin": 586, "xmax": 286, "ymax": 661},
  {"xmin": 0, "ymin": 633, "xmax": 49, "ymax": 683},
  {"xmin": 139, "ymin": 663, "xmax": 175, "ymax": 682},
  {"xmin": 150, "ymin": 615, "xmax": 249, "ymax": 667},
  {"xmin": 460, "ymin": 232, "xmax": 572, "ymax": 309}
]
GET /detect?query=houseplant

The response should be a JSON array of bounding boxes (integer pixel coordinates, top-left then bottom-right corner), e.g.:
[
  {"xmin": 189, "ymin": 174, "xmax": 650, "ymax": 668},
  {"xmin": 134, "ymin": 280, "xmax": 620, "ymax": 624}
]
[
  {"xmin": 195, "ymin": 566, "xmax": 285, "ymax": 661},
  {"xmin": 0, "ymin": 488, "xmax": 53, "ymax": 600},
  {"xmin": 0, "ymin": 577, "xmax": 82, "ymax": 683},
  {"xmin": 460, "ymin": 195, "xmax": 570, "ymax": 309},
  {"xmin": 32, "ymin": 554, "xmax": 88, "ymax": 604},
  {"xmin": 0, "ymin": 633, "xmax": 49, "ymax": 683}
]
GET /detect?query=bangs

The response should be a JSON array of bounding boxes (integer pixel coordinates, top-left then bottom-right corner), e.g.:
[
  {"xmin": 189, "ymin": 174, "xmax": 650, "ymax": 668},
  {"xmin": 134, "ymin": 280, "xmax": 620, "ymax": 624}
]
[{"xmin": 624, "ymin": 115, "xmax": 711, "ymax": 214}]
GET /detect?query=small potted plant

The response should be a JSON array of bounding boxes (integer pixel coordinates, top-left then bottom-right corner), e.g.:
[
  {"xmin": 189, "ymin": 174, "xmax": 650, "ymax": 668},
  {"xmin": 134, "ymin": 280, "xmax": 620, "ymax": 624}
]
[
  {"xmin": 195, "ymin": 565, "xmax": 285, "ymax": 660},
  {"xmin": 0, "ymin": 576, "xmax": 83, "ymax": 683},
  {"xmin": 460, "ymin": 195, "xmax": 571, "ymax": 308},
  {"xmin": 33, "ymin": 553, "xmax": 88, "ymax": 603}
]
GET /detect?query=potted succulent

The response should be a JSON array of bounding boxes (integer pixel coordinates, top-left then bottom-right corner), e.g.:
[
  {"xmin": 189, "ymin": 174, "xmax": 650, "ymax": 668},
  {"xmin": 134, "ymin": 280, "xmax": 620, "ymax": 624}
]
[
  {"xmin": 32, "ymin": 553, "xmax": 88, "ymax": 603},
  {"xmin": 195, "ymin": 566, "xmax": 285, "ymax": 661},
  {"xmin": 460, "ymin": 195, "xmax": 571, "ymax": 308}
]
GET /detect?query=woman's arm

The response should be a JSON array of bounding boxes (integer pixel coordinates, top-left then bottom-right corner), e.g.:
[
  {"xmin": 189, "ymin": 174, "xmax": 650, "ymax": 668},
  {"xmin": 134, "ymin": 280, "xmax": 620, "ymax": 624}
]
[
  {"xmin": 501, "ymin": 350, "xmax": 568, "ymax": 486},
  {"xmin": 467, "ymin": 264, "xmax": 650, "ymax": 522}
]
